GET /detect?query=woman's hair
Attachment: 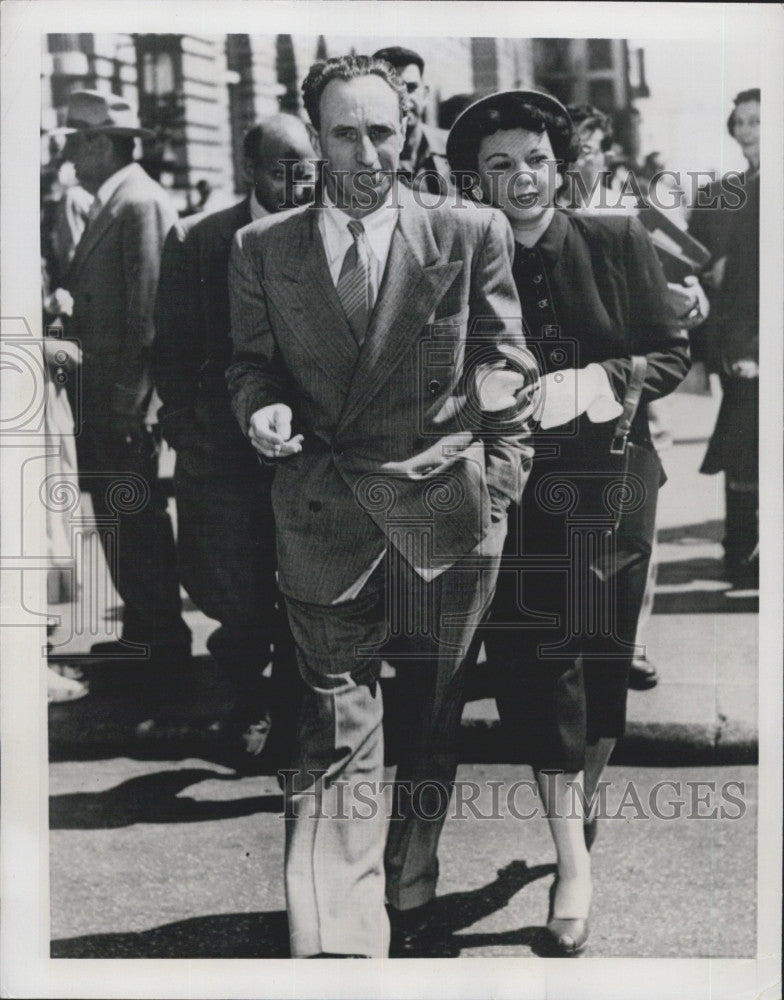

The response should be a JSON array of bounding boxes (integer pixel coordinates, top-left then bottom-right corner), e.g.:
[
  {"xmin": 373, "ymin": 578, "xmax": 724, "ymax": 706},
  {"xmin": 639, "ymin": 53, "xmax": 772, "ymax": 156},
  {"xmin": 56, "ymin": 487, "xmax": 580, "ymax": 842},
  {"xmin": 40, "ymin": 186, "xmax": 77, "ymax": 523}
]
[
  {"xmin": 450, "ymin": 95, "xmax": 579, "ymax": 176},
  {"xmin": 727, "ymin": 88, "xmax": 760, "ymax": 136},
  {"xmin": 567, "ymin": 104, "xmax": 613, "ymax": 151}
]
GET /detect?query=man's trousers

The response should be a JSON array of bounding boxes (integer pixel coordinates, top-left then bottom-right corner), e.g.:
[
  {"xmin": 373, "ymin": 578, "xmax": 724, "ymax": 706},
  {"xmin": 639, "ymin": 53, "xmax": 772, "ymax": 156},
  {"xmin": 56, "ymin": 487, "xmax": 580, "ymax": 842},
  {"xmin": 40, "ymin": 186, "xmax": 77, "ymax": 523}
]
[{"xmin": 281, "ymin": 521, "xmax": 506, "ymax": 958}]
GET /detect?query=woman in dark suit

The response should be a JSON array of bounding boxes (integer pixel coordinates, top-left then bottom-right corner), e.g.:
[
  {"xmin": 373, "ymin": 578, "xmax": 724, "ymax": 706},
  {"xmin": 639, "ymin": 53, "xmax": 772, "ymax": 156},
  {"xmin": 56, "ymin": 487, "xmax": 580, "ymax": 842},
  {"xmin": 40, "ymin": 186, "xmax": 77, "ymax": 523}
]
[{"xmin": 447, "ymin": 92, "xmax": 690, "ymax": 955}]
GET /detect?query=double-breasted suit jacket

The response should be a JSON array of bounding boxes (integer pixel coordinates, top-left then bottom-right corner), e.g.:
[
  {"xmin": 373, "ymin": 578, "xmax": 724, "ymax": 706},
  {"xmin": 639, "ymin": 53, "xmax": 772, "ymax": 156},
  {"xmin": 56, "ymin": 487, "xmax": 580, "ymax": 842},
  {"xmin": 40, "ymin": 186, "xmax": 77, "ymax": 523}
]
[{"xmin": 227, "ymin": 183, "xmax": 533, "ymax": 604}]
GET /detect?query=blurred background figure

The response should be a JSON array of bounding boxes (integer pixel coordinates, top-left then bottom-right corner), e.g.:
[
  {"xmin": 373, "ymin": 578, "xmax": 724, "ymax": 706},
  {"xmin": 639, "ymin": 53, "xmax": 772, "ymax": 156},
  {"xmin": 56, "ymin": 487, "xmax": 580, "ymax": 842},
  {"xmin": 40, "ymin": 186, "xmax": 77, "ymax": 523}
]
[
  {"xmin": 153, "ymin": 114, "xmax": 315, "ymax": 764},
  {"xmin": 372, "ymin": 45, "xmax": 452, "ymax": 193},
  {"xmin": 697, "ymin": 89, "xmax": 760, "ymax": 590},
  {"xmin": 55, "ymin": 90, "xmax": 191, "ymax": 679}
]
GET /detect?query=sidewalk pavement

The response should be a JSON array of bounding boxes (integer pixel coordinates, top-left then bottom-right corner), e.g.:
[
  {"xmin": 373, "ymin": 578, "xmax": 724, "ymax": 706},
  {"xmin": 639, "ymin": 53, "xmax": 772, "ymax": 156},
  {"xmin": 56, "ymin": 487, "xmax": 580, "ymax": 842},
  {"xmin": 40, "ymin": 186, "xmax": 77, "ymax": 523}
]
[{"xmin": 48, "ymin": 377, "xmax": 758, "ymax": 766}]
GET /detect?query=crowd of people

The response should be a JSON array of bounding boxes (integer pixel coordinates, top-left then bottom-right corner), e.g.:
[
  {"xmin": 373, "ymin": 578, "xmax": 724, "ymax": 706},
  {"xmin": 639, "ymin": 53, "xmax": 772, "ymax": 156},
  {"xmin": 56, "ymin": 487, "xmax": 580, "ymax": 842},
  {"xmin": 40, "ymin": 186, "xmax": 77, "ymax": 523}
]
[{"xmin": 41, "ymin": 46, "xmax": 760, "ymax": 958}]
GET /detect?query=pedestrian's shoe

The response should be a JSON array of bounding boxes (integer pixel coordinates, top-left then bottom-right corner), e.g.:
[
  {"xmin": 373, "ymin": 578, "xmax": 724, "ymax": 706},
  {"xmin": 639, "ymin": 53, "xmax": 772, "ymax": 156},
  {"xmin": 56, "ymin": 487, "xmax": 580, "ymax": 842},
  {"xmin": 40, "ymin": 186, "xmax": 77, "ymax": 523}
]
[
  {"xmin": 545, "ymin": 916, "xmax": 590, "ymax": 956},
  {"xmin": 629, "ymin": 654, "xmax": 658, "ymax": 690},
  {"xmin": 583, "ymin": 815, "xmax": 598, "ymax": 852},
  {"xmin": 308, "ymin": 953, "xmax": 370, "ymax": 958},
  {"xmin": 727, "ymin": 555, "xmax": 759, "ymax": 591},
  {"xmin": 47, "ymin": 665, "xmax": 89, "ymax": 703},
  {"xmin": 388, "ymin": 901, "xmax": 434, "ymax": 956},
  {"xmin": 543, "ymin": 877, "xmax": 590, "ymax": 957}
]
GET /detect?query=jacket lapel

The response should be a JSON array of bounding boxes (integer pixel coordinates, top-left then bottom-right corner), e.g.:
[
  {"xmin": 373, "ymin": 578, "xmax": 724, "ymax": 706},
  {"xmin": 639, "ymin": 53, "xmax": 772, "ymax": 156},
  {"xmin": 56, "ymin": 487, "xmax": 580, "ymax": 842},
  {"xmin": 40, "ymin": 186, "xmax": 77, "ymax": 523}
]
[
  {"xmin": 265, "ymin": 206, "xmax": 360, "ymax": 392},
  {"xmin": 68, "ymin": 164, "xmax": 142, "ymax": 277},
  {"xmin": 338, "ymin": 185, "xmax": 462, "ymax": 430}
]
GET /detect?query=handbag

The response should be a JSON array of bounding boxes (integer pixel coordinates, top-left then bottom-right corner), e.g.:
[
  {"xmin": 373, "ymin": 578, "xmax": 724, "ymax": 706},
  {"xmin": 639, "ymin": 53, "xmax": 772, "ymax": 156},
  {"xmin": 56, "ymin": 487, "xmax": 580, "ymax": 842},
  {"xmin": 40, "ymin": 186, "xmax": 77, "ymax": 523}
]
[{"xmin": 596, "ymin": 355, "xmax": 666, "ymax": 579}]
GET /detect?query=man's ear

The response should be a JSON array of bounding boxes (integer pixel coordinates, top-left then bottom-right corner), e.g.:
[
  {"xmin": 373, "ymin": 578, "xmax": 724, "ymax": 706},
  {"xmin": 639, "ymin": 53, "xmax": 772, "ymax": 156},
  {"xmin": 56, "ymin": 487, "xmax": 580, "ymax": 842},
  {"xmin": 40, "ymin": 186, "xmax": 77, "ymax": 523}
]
[{"xmin": 306, "ymin": 122, "xmax": 322, "ymax": 159}]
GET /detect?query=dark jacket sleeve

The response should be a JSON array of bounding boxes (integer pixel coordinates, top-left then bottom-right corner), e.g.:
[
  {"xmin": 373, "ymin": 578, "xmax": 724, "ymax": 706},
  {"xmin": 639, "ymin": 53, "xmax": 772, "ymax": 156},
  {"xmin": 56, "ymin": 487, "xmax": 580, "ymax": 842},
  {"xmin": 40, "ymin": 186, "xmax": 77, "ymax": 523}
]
[
  {"xmin": 152, "ymin": 221, "xmax": 203, "ymax": 449},
  {"xmin": 469, "ymin": 209, "xmax": 535, "ymax": 506},
  {"xmin": 597, "ymin": 216, "xmax": 691, "ymax": 405},
  {"xmin": 226, "ymin": 227, "xmax": 293, "ymax": 434}
]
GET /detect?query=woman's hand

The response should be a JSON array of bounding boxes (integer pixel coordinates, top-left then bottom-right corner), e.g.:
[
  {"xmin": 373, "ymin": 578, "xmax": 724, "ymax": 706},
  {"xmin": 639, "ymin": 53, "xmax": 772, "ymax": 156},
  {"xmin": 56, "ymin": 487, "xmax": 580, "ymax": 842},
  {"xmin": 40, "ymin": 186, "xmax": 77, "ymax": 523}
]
[{"xmin": 730, "ymin": 359, "xmax": 759, "ymax": 379}]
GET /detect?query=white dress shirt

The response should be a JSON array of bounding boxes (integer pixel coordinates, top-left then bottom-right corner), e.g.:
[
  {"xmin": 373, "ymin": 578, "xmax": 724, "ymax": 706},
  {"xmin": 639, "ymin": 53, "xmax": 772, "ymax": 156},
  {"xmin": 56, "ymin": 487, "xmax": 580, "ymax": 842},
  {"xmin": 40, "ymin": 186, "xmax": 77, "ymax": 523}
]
[
  {"xmin": 318, "ymin": 190, "xmax": 399, "ymax": 305},
  {"xmin": 91, "ymin": 162, "xmax": 136, "ymax": 219}
]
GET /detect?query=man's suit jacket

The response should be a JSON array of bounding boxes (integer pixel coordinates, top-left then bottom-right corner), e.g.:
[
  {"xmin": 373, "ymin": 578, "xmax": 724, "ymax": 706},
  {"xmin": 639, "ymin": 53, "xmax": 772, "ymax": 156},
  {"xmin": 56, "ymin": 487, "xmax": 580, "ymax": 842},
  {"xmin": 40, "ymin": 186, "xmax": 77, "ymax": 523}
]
[
  {"xmin": 153, "ymin": 197, "xmax": 263, "ymax": 478},
  {"xmin": 66, "ymin": 162, "xmax": 176, "ymax": 422},
  {"xmin": 227, "ymin": 183, "xmax": 533, "ymax": 605}
]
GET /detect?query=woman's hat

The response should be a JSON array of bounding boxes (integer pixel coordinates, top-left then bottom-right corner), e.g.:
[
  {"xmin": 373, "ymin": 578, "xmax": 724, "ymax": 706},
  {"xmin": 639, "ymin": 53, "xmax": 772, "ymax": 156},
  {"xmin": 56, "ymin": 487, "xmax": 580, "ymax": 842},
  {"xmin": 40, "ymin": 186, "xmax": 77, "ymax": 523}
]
[
  {"xmin": 48, "ymin": 90, "xmax": 155, "ymax": 139},
  {"xmin": 446, "ymin": 89, "xmax": 572, "ymax": 174}
]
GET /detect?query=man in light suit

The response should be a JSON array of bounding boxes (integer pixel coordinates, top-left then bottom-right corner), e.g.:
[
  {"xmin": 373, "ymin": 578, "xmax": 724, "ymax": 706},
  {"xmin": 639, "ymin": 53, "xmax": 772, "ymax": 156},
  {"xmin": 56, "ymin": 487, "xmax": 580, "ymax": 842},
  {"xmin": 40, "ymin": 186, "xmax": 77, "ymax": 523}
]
[
  {"xmin": 227, "ymin": 55, "xmax": 533, "ymax": 958},
  {"xmin": 153, "ymin": 115, "xmax": 316, "ymax": 761},
  {"xmin": 60, "ymin": 90, "xmax": 190, "ymax": 673}
]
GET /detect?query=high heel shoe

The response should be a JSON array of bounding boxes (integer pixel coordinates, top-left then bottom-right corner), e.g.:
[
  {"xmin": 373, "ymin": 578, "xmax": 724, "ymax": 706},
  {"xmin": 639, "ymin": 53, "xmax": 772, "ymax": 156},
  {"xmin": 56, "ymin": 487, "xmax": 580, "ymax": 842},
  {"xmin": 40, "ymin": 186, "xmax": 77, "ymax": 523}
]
[
  {"xmin": 544, "ymin": 877, "xmax": 590, "ymax": 957},
  {"xmin": 584, "ymin": 815, "xmax": 598, "ymax": 852}
]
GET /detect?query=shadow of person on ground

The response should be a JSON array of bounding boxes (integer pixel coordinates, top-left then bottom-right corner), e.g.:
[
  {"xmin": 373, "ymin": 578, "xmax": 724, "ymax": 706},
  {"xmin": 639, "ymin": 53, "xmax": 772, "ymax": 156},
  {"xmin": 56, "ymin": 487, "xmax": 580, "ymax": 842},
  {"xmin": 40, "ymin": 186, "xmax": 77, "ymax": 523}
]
[{"xmin": 49, "ymin": 767, "xmax": 283, "ymax": 829}]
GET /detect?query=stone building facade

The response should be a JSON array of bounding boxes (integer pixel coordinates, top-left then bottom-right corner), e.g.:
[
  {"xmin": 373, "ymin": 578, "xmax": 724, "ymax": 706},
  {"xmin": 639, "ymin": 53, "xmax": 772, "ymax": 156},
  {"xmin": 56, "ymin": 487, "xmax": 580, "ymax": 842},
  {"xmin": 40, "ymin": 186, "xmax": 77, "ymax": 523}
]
[{"xmin": 41, "ymin": 33, "xmax": 633, "ymax": 212}]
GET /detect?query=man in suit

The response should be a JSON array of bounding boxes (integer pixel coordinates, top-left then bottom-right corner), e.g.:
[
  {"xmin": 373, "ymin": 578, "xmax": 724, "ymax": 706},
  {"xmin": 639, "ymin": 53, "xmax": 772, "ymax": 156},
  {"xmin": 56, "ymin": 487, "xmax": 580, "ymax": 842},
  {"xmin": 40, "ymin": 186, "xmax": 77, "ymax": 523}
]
[
  {"xmin": 372, "ymin": 45, "xmax": 451, "ymax": 195},
  {"xmin": 227, "ymin": 55, "xmax": 533, "ymax": 958},
  {"xmin": 153, "ymin": 114, "xmax": 316, "ymax": 760},
  {"xmin": 59, "ymin": 90, "xmax": 190, "ymax": 673}
]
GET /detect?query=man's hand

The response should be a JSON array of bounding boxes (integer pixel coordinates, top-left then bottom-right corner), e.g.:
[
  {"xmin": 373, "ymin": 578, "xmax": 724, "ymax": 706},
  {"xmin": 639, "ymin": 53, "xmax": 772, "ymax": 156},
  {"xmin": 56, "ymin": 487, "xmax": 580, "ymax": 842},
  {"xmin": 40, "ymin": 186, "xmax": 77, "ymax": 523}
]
[
  {"xmin": 730, "ymin": 359, "xmax": 759, "ymax": 379},
  {"xmin": 248, "ymin": 404, "xmax": 304, "ymax": 458},
  {"xmin": 667, "ymin": 276, "xmax": 709, "ymax": 329},
  {"xmin": 43, "ymin": 287, "xmax": 74, "ymax": 318}
]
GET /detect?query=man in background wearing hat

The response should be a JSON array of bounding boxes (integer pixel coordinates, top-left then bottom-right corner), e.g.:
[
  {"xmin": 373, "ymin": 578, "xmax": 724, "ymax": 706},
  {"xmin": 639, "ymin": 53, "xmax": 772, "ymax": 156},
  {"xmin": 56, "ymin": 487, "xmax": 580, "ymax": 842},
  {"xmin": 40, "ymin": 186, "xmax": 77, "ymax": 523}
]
[
  {"xmin": 153, "ymin": 114, "xmax": 316, "ymax": 761},
  {"xmin": 372, "ymin": 46, "xmax": 452, "ymax": 196},
  {"xmin": 59, "ymin": 90, "xmax": 190, "ymax": 676}
]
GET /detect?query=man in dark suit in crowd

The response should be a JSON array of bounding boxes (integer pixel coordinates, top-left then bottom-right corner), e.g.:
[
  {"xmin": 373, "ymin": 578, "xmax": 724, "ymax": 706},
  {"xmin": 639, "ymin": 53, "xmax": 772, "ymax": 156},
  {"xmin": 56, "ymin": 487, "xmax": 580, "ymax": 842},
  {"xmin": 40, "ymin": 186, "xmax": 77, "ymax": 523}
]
[
  {"xmin": 153, "ymin": 114, "xmax": 316, "ymax": 758},
  {"xmin": 372, "ymin": 45, "xmax": 452, "ymax": 194},
  {"xmin": 60, "ymin": 90, "xmax": 190, "ymax": 675},
  {"xmin": 227, "ymin": 54, "xmax": 533, "ymax": 958}
]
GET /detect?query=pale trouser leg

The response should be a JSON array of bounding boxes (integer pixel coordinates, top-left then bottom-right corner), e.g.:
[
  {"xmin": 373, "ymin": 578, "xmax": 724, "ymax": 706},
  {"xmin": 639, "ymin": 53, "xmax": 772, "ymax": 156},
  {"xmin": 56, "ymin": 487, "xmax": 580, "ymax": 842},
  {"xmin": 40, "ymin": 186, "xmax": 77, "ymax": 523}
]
[
  {"xmin": 385, "ymin": 520, "xmax": 506, "ymax": 911},
  {"xmin": 283, "ymin": 574, "xmax": 391, "ymax": 958}
]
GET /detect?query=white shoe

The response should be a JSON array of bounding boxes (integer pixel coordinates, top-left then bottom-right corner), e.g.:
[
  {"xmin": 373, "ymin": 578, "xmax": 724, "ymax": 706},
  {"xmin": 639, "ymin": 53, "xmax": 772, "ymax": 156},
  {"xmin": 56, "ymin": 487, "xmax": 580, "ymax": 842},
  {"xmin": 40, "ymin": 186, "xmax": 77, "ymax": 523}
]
[{"xmin": 47, "ymin": 666, "xmax": 89, "ymax": 703}]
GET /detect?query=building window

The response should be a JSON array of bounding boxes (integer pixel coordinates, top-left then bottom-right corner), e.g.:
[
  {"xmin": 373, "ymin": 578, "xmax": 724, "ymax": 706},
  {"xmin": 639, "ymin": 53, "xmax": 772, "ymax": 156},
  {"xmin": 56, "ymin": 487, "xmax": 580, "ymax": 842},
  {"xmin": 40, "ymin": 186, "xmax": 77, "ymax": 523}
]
[{"xmin": 587, "ymin": 39, "xmax": 613, "ymax": 70}]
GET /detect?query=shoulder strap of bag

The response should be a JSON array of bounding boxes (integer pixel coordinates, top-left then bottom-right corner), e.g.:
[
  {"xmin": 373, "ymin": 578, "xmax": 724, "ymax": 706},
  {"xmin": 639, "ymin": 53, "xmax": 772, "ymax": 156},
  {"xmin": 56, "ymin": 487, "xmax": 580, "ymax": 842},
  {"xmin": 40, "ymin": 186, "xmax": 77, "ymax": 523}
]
[{"xmin": 611, "ymin": 355, "xmax": 647, "ymax": 455}]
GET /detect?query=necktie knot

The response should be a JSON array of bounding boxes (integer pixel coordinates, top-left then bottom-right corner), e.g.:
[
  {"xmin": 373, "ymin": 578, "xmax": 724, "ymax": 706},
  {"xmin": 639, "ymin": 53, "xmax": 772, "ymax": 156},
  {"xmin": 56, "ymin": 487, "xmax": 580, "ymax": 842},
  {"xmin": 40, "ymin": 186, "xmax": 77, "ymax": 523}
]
[{"xmin": 347, "ymin": 220, "xmax": 365, "ymax": 241}]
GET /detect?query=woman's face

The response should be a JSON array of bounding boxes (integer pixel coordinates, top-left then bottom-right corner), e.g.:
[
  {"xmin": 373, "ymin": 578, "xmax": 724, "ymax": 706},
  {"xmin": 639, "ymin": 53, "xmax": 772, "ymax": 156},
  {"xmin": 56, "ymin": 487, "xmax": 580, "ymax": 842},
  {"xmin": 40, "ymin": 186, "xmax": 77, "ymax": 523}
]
[
  {"xmin": 477, "ymin": 127, "xmax": 561, "ymax": 225},
  {"xmin": 732, "ymin": 100, "xmax": 760, "ymax": 165}
]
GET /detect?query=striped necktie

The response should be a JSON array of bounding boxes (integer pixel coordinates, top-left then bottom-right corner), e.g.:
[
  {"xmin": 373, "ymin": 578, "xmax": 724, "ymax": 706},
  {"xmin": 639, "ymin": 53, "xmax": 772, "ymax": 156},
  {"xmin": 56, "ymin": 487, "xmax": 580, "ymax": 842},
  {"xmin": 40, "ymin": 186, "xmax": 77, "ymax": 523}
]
[{"xmin": 336, "ymin": 219, "xmax": 373, "ymax": 345}]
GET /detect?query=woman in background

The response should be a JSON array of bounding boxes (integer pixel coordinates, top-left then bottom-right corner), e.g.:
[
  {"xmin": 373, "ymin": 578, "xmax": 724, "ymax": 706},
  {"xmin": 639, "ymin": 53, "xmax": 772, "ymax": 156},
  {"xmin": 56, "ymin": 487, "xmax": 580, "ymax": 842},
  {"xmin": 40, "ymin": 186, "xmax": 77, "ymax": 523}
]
[{"xmin": 697, "ymin": 89, "xmax": 760, "ymax": 589}]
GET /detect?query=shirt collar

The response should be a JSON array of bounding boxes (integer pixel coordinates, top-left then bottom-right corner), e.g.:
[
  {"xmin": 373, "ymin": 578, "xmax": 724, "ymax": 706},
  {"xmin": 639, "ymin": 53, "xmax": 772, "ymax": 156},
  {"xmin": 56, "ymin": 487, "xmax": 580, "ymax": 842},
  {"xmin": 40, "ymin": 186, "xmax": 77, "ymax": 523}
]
[
  {"xmin": 516, "ymin": 209, "xmax": 569, "ymax": 268},
  {"xmin": 95, "ymin": 162, "xmax": 136, "ymax": 209},
  {"xmin": 249, "ymin": 190, "xmax": 269, "ymax": 222},
  {"xmin": 319, "ymin": 188, "xmax": 399, "ymax": 268}
]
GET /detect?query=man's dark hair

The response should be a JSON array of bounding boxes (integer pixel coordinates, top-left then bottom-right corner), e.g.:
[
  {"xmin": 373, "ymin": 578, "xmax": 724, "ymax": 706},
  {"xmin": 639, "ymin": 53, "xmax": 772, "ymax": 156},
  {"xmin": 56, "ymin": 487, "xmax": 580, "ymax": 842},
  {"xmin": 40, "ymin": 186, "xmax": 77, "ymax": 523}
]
[
  {"xmin": 302, "ymin": 54, "xmax": 408, "ymax": 131},
  {"xmin": 372, "ymin": 45, "xmax": 425, "ymax": 76},
  {"xmin": 242, "ymin": 124, "xmax": 265, "ymax": 163},
  {"xmin": 567, "ymin": 104, "xmax": 613, "ymax": 151},
  {"xmin": 727, "ymin": 87, "xmax": 760, "ymax": 136}
]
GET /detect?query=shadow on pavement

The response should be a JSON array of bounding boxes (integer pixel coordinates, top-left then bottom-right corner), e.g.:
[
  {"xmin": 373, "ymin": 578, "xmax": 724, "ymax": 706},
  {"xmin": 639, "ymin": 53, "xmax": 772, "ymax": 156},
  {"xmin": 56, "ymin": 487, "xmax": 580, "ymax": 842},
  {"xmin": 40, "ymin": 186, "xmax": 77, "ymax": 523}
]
[
  {"xmin": 50, "ymin": 860, "xmax": 554, "ymax": 958},
  {"xmin": 51, "ymin": 910, "xmax": 290, "ymax": 958},
  {"xmin": 49, "ymin": 768, "xmax": 283, "ymax": 829}
]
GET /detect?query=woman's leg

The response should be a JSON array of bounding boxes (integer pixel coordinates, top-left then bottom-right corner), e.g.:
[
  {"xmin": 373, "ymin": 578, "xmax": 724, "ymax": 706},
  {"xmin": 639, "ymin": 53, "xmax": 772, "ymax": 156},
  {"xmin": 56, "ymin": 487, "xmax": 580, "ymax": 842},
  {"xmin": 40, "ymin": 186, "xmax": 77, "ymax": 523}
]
[{"xmin": 535, "ymin": 768, "xmax": 592, "ymax": 918}]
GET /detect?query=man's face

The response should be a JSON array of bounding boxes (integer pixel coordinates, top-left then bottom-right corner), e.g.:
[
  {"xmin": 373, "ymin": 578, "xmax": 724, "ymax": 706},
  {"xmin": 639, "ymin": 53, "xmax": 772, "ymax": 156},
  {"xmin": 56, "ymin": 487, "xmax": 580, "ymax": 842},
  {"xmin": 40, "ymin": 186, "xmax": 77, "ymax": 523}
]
[
  {"xmin": 397, "ymin": 62, "xmax": 428, "ymax": 139},
  {"xmin": 62, "ymin": 130, "xmax": 109, "ymax": 194},
  {"xmin": 247, "ymin": 130, "xmax": 316, "ymax": 213},
  {"xmin": 573, "ymin": 126, "xmax": 606, "ymax": 187},
  {"xmin": 310, "ymin": 74, "xmax": 405, "ymax": 218}
]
